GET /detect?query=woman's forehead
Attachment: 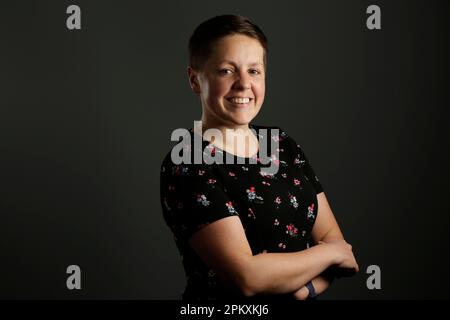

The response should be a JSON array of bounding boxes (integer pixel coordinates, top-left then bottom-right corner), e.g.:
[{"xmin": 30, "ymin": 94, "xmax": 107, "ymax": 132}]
[{"xmin": 208, "ymin": 39, "xmax": 265, "ymax": 63}]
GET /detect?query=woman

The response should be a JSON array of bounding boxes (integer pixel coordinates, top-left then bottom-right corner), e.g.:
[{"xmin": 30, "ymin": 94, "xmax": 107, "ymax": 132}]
[{"xmin": 160, "ymin": 15, "xmax": 359, "ymax": 300}]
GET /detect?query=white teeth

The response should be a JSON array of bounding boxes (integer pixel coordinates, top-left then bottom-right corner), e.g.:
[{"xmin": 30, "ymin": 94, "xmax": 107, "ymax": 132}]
[{"xmin": 228, "ymin": 97, "xmax": 251, "ymax": 104}]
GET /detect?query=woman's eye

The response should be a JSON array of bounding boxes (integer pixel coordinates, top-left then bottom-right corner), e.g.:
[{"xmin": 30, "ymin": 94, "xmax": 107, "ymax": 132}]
[{"xmin": 219, "ymin": 69, "xmax": 233, "ymax": 75}]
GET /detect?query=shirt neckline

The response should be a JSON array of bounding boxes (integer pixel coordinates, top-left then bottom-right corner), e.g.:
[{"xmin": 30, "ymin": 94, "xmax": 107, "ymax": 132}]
[{"xmin": 189, "ymin": 123, "xmax": 260, "ymax": 160}]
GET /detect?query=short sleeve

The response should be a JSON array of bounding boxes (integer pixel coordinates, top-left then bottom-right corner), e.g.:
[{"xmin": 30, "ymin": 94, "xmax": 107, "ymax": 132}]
[
  {"xmin": 278, "ymin": 127, "xmax": 324, "ymax": 195},
  {"xmin": 295, "ymin": 144, "xmax": 324, "ymax": 194},
  {"xmin": 160, "ymin": 160, "xmax": 239, "ymax": 242}
]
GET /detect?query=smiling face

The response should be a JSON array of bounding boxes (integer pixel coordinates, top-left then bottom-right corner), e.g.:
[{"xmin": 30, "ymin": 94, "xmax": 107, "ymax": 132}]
[{"xmin": 188, "ymin": 34, "xmax": 266, "ymax": 130}]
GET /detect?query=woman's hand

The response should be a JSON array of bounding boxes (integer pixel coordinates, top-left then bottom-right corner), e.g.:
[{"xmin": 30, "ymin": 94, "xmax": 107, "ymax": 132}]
[{"xmin": 322, "ymin": 239, "xmax": 359, "ymax": 273}]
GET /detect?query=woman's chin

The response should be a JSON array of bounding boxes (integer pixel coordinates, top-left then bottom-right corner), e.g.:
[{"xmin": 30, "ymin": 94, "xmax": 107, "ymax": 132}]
[{"xmin": 226, "ymin": 114, "xmax": 255, "ymax": 126}]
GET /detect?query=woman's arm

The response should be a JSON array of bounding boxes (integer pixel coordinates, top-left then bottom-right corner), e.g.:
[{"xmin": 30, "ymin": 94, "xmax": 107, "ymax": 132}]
[
  {"xmin": 189, "ymin": 209, "xmax": 357, "ymax": 297},
  {"xmin": 292, "ymin": 192, "xmax": 359, "ymax": 299},
  {"xmin": 311, "ymin": 192, "xmax": 345, "ymax": 243}
]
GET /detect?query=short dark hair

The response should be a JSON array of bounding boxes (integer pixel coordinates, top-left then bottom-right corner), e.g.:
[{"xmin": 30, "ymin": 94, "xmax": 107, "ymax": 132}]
[{"xmin": 188, "ymin": 15, "xmax": 268, "ymax": 70}]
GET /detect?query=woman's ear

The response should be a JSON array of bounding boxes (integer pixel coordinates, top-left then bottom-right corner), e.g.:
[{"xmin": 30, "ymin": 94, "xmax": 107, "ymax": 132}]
[{"xmin": 187, "ymin": 66, "xmax": 201, "ymax": 95}]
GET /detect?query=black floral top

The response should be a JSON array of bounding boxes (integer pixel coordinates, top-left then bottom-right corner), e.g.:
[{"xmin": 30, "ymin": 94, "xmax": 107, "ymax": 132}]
[{"xmin": 160, "ymin": 124, "xmax": 324, "ymax": 300}]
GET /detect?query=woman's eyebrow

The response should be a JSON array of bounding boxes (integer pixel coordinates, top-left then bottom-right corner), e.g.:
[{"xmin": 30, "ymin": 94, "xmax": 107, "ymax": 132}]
[
  {"xmin": 248, "ymin": 62, "xmax": 263, "ymax": 67},
  {"xmin": 218, "ymin": 60, "xmax": 263, "ymax": 67}
]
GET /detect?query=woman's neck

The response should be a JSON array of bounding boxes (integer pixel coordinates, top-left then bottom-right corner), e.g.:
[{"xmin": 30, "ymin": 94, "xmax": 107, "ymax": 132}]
[{"xmin": 196, "ymin": 118, "xmax": 258, "ymax": 158}]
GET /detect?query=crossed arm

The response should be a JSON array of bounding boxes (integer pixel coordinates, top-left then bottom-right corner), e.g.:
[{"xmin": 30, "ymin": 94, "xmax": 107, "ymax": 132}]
[
  {"xmin": 189, "ymin": 191, "xmax": 358, "ymax": 298},
  {"xmin": 291, "ymin": 192, "xmax": 346, "ymax": 299}
]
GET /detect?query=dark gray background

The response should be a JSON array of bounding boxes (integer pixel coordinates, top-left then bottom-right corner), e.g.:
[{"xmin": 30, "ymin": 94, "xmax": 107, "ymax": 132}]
[{"xmin": 1, "ymin": 0, "xmax": 449, "ymax": 299}]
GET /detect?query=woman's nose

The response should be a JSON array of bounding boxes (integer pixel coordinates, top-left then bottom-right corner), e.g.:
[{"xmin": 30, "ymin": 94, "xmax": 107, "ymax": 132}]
[{"xmin": 232, "ymin": 71, "xmax": 251, "ymax": 90}]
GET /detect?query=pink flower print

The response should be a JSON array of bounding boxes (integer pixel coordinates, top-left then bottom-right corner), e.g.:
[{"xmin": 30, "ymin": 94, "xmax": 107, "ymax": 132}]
[
  {"xmin": 286, "ymin": 223, "xmax": 299, "ymax": 237},
  {"xmin": 289, "ymin": 194, "xmax": 299, "ymax": 209},
  {"xmin": 225, "ymin": 201, "xmax": 237, "ymax": 214},
  {"xmin": 274, "ymin": 218, "xmax": 280, "ymax": 226},
  {"xmin": 274, "ymin": 196, "xmax": 282, "ymax": 209},
  {"xmin": 270, "ymin": 155, "xmax": 286, "ymax": 168},
  {"xmin": 196, "ymin": 194, "xmax": 210, "ymax": 207},
  {"xmin": 207, "ymin": 178, "xmax": 216, "ymax": 187},
  {"xmin": 198, "ymin": 170, "xmax": 205, "ymax": 176},
  {"xmin": 260, "ymin": 171, "xmax": 275, "ymax": 179},
  {"xmin": 293, "ymin": 178, "xmax": 302, "ymax": 188},
  {"xmin": 248, "ymin": 208, "xmax": 256, "ymax": 219},
  {"xmin": 246, "ymin": 186, "xmax": 264, "ymax": 204},
  {"xmin": 278, "ymin": 242, "xmax": 286, "ymax": 250},
  {"xmin": 228, "ymin": 172, "xmax": 237, "ymax": 178},
  {"xmin": 295, "ymin": 156, "xmax": 306, "ymax": 166},
  {"xmin": 307, "ymin": 203, "xmax": 315, "ymax": 220}
]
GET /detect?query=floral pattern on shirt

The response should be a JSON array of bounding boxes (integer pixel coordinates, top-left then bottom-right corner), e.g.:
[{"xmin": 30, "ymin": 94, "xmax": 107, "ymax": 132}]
[{"xmin": 160, "ymin": 124, "xmax": 324, "ymax": 300}]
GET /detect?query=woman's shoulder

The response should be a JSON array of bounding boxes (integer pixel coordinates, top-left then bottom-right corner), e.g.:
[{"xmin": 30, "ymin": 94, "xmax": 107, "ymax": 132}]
[{"xmin": 160, "ymin": 128, "xmax": 213, "ymax": 175}]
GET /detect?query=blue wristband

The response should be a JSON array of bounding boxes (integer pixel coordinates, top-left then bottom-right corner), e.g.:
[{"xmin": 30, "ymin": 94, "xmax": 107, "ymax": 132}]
[{"xmin": 305, "ymin": 281, "xmax": 317, "ymax": 298}]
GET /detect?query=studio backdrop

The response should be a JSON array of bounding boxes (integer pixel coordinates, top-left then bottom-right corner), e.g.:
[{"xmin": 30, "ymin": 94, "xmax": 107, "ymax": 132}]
[{"xmin": 1, "ymin": 0, "xmax": 449, "ymax": 299}]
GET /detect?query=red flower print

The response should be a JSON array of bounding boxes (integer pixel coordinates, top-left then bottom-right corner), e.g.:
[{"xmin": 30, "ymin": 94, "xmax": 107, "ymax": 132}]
[
  {"xmin": 246, "ymin": 186, "xmax": 264, "ymax": 204},
  {"xmin": 286, "ymin": 223, "xmax": 299, "ymax": 237},
  {"xmin": 225, "ymin": 201, "xmax": 237, "ymax": 214}
]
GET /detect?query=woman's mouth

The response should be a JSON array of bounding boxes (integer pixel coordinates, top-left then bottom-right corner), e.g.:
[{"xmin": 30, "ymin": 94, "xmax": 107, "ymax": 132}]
[{"xmin": 226, "ymin": 97, "xmax": 254, "ymax": 106}]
